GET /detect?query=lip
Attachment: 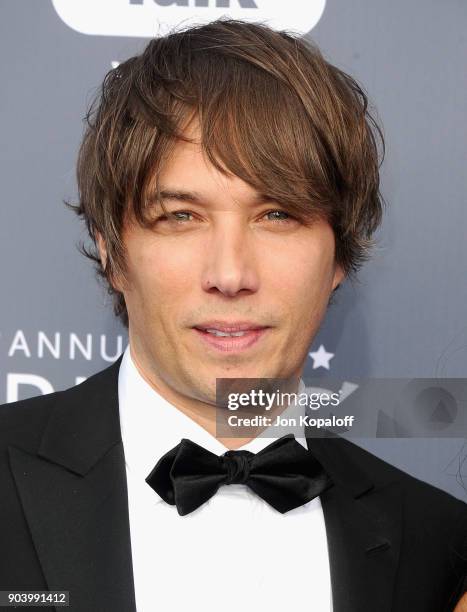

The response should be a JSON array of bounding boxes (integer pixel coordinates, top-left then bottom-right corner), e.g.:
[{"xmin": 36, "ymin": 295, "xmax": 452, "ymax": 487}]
[
  {"xmin": 192, "ymin": 321, "xmax": 271, "ymax": 353},
  {"xmin": 194, "ymin": 321, "xmax": 268, "ymax": 333}
]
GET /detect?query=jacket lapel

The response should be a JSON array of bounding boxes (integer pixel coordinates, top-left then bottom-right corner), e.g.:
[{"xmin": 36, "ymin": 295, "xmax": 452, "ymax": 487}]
[
  {"xmin": 307, "ymin": 432, "xmax": 403, "ymax": 612},
  {"xmin": 8, "ymin": 355, "xmax": 136, "ymax": 612}
]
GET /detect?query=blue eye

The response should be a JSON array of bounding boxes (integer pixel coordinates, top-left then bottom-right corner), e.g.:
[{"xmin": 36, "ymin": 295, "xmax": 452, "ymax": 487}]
[
  {"xmin": 265, "ymin": 210, "xmax": 292, "ymax": 222},
  {"xmin": 171, "ymin": 211, "xmax": 193, "ymax": 222}
]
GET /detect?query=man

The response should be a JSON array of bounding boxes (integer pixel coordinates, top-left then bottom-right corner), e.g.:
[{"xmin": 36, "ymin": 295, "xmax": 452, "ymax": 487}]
[{"xmin": 1, "ymin": 18, "xmax": 466, "ymax": 612}]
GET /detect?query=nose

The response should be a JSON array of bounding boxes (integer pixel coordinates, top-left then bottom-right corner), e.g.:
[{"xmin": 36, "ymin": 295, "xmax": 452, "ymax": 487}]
[{"xmin": 201, "ymin": 222, "xmax": 259, "ymax": 297}]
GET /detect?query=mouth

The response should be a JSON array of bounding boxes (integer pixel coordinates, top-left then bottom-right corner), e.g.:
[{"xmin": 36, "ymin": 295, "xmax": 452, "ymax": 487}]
[{"xmin": 192, "ymin": 321, "xmax": 271, "ymax": 353}]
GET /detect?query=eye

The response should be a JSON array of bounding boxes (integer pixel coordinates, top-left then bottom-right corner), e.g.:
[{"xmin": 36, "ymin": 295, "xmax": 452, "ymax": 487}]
[
  {"xmin": 264, "ymin": 209, "xmax": 294, "ymax": 223},
  {"xmin": 153, "ymin": 210, "xmax": 194, "ymax": 223},
  {"xmin": 171, "ymin": 211, "xmax": 193, "ymax": 222}
]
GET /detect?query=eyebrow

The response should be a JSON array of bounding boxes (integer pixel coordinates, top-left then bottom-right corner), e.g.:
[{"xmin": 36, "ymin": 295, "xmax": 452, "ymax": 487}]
[{"xmin": 155, "ymin": 187, "xmax": 276, "ymax": 206}]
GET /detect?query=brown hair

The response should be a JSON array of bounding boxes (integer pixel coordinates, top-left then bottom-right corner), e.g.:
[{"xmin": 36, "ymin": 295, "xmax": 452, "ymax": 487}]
[{"xmin": 66, "ymin": 17, "xmax": 385, "ymax": 329}]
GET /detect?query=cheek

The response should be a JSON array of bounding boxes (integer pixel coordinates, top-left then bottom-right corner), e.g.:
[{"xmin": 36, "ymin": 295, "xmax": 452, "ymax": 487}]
[
  {"xmin": 264, "ymin": 239, "xmax": 335, "ymax": 308},
  {"xmin": 125, "ymin": 241, "xmax": 194, "ymax": 312}
]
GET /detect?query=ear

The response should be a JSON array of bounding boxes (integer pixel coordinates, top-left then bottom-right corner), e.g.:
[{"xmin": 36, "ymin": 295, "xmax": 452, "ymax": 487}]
[
  {"xmin": 95, "ymin": 230, "xmax": 108, "ymax": 271},
  {"xmin": 95, "ymin": 231, "xmax": 125, "ymax": 293},
  {"xmin": 332, "ymin": 263, "xmax": 345, "ymax": 291}
]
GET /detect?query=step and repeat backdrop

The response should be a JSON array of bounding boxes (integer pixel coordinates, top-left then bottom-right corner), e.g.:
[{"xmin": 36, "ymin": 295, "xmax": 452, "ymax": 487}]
[{"xmin": 1, "ymin": 0, "xmax": 466, "ymax": 500}]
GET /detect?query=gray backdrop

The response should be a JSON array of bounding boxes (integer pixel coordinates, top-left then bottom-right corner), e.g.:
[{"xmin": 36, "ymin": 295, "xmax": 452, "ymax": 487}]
[{"xmin": 1, "ymin": 0, "xmax": 466, "ymax": 501}]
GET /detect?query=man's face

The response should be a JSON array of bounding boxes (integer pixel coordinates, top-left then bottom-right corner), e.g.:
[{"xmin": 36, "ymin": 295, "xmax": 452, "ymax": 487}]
[{"xmin": 98, "ymin": 128, "xmax": 344, "ymax": 405}]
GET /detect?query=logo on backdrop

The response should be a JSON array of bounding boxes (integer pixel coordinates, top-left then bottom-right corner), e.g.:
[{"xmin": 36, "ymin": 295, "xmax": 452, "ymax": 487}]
[
  {"xmin": 51, "ymin": 0, "xmax": 326, "ymax": 38},
  {"xmin": 1, "ymin": 330, "xmax": 125, "ymax": 404}
]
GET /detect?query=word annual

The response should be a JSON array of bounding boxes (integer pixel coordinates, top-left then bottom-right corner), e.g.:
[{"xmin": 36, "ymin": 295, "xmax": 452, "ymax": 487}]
[{"xmin": 5, "ymin": 330, "xmax": 125, "ymax": 361}]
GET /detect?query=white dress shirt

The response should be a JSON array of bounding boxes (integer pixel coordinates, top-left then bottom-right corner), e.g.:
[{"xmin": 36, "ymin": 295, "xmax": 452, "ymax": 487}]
[{"xmin": 118, "ymin": 344, "xmax": 333, "ymax": 611}]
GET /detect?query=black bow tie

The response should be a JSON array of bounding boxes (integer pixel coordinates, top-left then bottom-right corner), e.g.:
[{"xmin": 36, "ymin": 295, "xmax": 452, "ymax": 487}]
[{"xmin": 145, "ymin": 434, "xmax": 333, "ymax": 515}]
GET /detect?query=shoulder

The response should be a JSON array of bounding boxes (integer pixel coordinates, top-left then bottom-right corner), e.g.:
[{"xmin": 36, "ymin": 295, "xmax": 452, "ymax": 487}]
[
  {"xmin": 0, "ymin": 392, "xmax": 61, "ymax": 452},
  {"xmin": 339, "ymin": 436, "xmax": 467, "ymax": 560},
  {"xmin": 0, "ymin": 357, "xmax": 121, "ymax": 454},
  {"xmin": 340, "ymin": 435, "xmax": 467, "ymax": 513}
]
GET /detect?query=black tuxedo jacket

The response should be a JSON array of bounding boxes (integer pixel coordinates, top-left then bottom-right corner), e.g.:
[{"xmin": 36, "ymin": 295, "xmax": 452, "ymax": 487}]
[{"xmin": 1, "ymin": 355, "xmax": 466, "ymax": 612}]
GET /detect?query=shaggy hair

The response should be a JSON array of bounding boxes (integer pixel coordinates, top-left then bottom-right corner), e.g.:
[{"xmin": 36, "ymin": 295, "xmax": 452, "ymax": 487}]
[{"xmin": 66, "ymin": 17, "xmax": 385, "ymax": 328}]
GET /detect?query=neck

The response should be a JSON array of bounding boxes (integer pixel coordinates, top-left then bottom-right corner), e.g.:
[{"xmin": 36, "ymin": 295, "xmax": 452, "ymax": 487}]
[{"xmin": 128, "ymin": 343, "xmax": 301, "ymax": 451}]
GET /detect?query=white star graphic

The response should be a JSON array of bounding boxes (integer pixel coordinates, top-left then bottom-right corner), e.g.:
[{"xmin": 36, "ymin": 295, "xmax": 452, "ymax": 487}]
[{"xmin": 308, "ymin": 344, "xmax": 335, "ymax": 370}]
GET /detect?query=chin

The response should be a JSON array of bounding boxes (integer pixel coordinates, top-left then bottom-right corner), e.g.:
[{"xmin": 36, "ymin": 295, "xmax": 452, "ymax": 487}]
[{"xmin": 213, "ymin": 366, "xmax": 268, "ymax": 379}]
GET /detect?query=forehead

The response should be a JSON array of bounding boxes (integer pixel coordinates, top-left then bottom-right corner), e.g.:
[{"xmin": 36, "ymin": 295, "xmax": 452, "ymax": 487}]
[{"xmin": 156, "ymin": 129, "xmax": 273, "ymax": 208}]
